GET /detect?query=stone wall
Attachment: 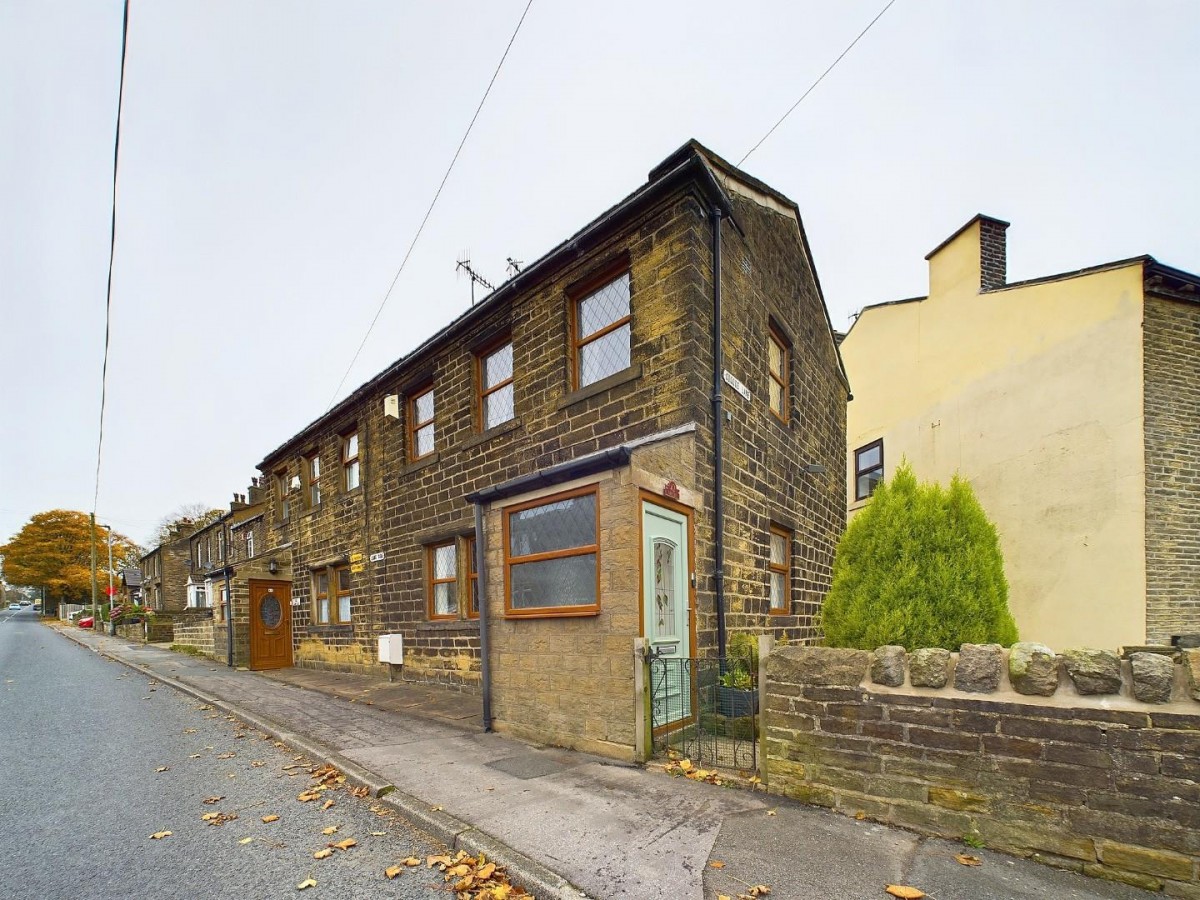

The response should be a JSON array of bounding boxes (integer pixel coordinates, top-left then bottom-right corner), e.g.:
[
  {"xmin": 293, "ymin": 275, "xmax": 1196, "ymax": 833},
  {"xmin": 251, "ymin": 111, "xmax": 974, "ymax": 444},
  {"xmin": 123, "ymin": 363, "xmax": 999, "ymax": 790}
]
[
  {"xmin": 1144, "ymin": 292, "xmax": 1200, "ymax": 644},
  {"xmin": 765, "ymin": 644, "xmax": 1200, "ymax": 894},
  {"xmin": 173, "ymin": 614, "xmax": 215, "ymax": 658},
  {"xmin": 704, "ymin": 188, "xmax": 847, "ymax": 649}
]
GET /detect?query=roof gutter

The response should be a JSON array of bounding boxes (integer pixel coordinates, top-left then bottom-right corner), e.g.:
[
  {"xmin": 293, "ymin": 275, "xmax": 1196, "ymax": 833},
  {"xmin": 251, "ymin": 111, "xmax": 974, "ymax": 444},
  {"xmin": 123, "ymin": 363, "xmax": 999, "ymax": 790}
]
[{"xmin": 465, "ymin": 446, "xmax": 632, "ymax": 506}]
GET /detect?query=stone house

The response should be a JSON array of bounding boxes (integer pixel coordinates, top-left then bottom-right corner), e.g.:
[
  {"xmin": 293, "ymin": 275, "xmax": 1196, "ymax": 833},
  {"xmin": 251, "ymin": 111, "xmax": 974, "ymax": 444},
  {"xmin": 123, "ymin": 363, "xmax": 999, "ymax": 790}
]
[
  {"xmin": 256, "ymin": 141, "xmax": 848, "ymax": 759},
  {"xmin": 116, "ymin": 567, "xmax": 142, "ymax": 607},
  {"xmin": 841, "ymin": 214, "xmax": 1200, "ymax": 649},
  {"xmin": 140, "ymin": 521, "xmax": 195, "ymax": 612},
  {"xmin": 186, "ymin": 485, "xmax": 285, "ymax": 668}
]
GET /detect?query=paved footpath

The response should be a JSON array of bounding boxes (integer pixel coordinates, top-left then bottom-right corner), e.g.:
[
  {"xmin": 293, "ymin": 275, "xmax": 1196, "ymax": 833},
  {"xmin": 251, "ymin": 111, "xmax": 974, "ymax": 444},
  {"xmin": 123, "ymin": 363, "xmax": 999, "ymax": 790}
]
[{"xmin": 53, "ymin": 624, "xmax": 1149, "ymax": 900}]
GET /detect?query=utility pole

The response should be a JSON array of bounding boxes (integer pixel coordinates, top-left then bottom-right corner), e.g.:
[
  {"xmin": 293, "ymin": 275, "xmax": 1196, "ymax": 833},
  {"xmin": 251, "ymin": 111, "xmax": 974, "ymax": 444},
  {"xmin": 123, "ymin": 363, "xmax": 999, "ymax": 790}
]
[
  {"xmin": 105, "ymin": 525, "xmax": 114, "ymax": 634},
  {"xmin": 90, "ymin": 513, "xmax": 98, "ymax": 627}
]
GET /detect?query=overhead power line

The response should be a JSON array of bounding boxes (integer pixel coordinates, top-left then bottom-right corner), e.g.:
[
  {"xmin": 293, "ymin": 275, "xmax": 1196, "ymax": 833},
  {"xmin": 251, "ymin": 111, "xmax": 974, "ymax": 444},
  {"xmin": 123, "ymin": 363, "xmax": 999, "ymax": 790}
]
[
  {"xmin": 326, "ymin": 0, "xmax": 536, "ymax": 411},
  {"xmin": 94, "ymin": 0, "xmax": 131, "ymax": 517},
  {"xmin": 738, "ymin": 0, "xmax": 897, "ymax": 167}
]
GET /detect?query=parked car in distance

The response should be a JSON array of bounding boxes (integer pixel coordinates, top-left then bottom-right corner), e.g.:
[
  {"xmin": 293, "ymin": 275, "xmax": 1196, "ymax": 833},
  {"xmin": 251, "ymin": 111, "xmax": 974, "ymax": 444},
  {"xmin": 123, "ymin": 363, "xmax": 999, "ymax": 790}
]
[
  {"xmin": 7, "ymin": 603, "xmax": 20, "ymax": 611},
  {"xmin": 77, "ymin": 616, "xmax": 95, "ymax": 628},
  {"xmin": 19, "ymin": 600, "xmax": 31, "ymax": 607}
]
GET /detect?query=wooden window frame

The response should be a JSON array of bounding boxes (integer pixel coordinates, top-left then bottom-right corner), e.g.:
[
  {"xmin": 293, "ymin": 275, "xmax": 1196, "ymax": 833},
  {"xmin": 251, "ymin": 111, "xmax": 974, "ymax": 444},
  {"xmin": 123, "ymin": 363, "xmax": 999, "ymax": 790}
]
[
  {"xmin": 768, "ymin": 524, "xmax": 791, "ymax": 615},
  {"xmin": 854, "ymin": 439, "xmax": 885, "ymax": 501},
  {"xmin": 475, "ymin": 338, "xmax": 514, "ymax": 432},
  {"xmin": 305, "ymin": 452, "xmax": 321, "ymax": 508},
  {"xmin": 569, "ymin": 264, "xmax": 632, "ymax": 390},
  {"xmin": 342, "ymin": 431, "xmax": 360, "ymax": 491},
  {"xmin": 466, "ymin": 536, "xmax": 479, "ymax": 619},
  {"xmin": 427, "ymin": 541, "xmax": 458, "ymax": 621},
  {"xmin": 768, "ymin": 321, "xmax": 790, "ymax": 423},
  {"xmin": 312, "ymin": 564, "xmax": 351, "ymax": 625},
  {"xmin": 409, "ymin": 385, "xmax": 436, "ymax": 461},
  {"xmin": 274, "ymin": 470, "xmax": 291, "ymax": 523},
  {"xmin": 503, "ymin": 484, "xmax": 601, "ymax": 618}
]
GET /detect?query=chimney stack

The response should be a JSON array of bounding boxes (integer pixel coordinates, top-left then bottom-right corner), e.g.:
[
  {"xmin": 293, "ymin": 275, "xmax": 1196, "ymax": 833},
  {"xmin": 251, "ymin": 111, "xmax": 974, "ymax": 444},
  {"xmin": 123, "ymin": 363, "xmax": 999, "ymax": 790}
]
[{"xmin": 979, "ymin": 217, "xmax": 1008, "ymax": 290}]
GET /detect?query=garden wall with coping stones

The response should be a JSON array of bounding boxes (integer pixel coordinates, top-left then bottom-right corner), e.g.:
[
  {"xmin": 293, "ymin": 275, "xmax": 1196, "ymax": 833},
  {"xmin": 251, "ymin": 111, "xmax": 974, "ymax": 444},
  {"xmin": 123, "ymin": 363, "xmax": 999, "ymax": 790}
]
[{"xmin": 764, "ymin": 645, "xmax": 1200, "ymax": 895}]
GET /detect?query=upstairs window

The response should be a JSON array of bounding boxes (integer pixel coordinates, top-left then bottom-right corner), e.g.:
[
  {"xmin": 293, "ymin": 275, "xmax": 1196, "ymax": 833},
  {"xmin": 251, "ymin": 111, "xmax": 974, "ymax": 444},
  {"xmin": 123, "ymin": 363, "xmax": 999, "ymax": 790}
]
[
  {"xmin": 504, "ymin": 486, "xmax": 600, "ymax": 616},
  {"xmin": 410, "ymin": 387, "xmax": 435, "ymax": 460},
  {"xmin": 478, "ymin": 342, "xmax": 514, "ymax": 430},
  {"xmin": 217, "ymin": 530, "xmax": 225, "ymax": 562},
  {"xmin": 275, "ymin": 470, "xmax": 290, "ymax": 523},
  {"xmin": 573, "ymin": 272, "xmax": 631, "ymax": 388},
  {"xmin": 342, "ymin": 432, "xmax": 360, "ymax": 491},
  {"xmin": 245, "ymin": 530, "xmax": 255, "ymax": 559},
  {"xmin": 769, "ymin": 525, "xmax": 791, "ymax": 614},
  {"xmin": 306, "ymin": 453, "xmax": 321, "ymax": 508},
  {"xmin": 855, "ymin": 440, "xmax": 884, "ymax": 500},
  {"xmin": 768, "ymin": 323, "xmax": 790, "ymax": 422},
  {"xmin": 428, "ymin": 542, "xmax": 458, "ymax": 620}
]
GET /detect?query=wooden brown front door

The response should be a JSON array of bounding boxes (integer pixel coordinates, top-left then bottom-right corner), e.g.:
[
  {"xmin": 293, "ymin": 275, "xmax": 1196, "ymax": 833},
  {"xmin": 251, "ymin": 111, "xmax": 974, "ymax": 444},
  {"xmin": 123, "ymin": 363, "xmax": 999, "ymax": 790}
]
[{"xmin": 249, "ymin": 579, "xmax": 292, "ymax": 670}]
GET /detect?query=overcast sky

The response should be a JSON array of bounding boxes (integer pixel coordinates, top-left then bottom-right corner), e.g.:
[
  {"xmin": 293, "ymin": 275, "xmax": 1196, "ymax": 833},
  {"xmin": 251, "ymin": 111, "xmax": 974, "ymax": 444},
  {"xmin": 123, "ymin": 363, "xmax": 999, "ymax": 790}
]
[{"xmin": 2, "ymin": 0, "xmax": 1197, "ymax": 549}]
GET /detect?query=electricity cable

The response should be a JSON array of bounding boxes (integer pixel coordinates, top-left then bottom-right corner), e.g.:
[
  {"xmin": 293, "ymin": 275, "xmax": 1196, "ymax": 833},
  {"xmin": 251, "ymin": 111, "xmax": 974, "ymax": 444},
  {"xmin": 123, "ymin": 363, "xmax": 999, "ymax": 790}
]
[
  {"xmin": 326, "ymin": 0, "xmax": 535, "ymax": 411},
  {"xmin": 738, "ymin": 0, "xmax": 897, "ymax": 166},
  {"xmin": 93, "ymin": 0, "xmax": 131, "ymax": 517}
]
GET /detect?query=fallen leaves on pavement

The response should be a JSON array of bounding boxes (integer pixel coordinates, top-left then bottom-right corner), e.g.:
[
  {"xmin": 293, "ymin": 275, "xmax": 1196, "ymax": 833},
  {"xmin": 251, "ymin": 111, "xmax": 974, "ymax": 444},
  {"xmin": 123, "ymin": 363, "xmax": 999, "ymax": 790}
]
[
  {"xmin": 238, "ymin": 837, "xmax": 253, "ymax": 845},
  {"xmin": 955, "ymin": 853, "xmax": 981, "ymax": 867},
  {"xmin": 203, "ymin": 796, "xmax": 224, "ymax": 805},
  {"xmin": 201, "ymin": 811, "xmax": 238, "ymax": 826},
  {"xmin": 261, "ymin": 815, "xmax": 280, "ymax": 823},
  {"xmin": 331, "ymin": 839, "xmax": 357, "ymax": 851},
  {"xmin": 385, "ymin": 865, "xmax": 404, "ymax": 879},
  {"xmin": 313, "ymin": 848, "xmax": 334, "ymax": 860},
  {"xmin": 321, "ymin": 799, "xmax": 335, "ymax": 810},
  {"xmin": 297, "ymin": 790, "xmax": 323, "ymax": 803},
  {"xmin": 427, "ymin": 850, "xmax": 528, "ymax": 899},
  {"xmin": 296, "ymin": 878, "xmax": 317, "ymax": 890},
  {"xmin": 710, "ymin": 861, "xmax": 726, "ymax": 869},
  {"xmin": 664, "ymin": 757, "xmax": 724, "ymax": 786},
  {"xmin": 321, "ymin": 826, "xmax": 338, "ymax": 835},
  {"xmin": 155, "ymin": 766, "xmax": 169, "ymax": 773},
  {"xmin": 349, "ymin": 785, "xmax": 370, "ymax": 799},
  {"xmin": 885, "ymin": 887, "xmax": 925, "ymax": 899},
  {"xmin": 149, "ymin": 831, "xmax": 172, "ymax": 840}
]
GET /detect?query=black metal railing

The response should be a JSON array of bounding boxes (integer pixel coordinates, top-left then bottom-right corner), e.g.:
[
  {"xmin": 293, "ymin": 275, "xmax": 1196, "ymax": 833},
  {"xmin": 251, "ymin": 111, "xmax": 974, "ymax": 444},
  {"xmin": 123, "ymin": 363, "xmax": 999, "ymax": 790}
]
[{"xmin": 649, "ymin": 655, "xmax": 757, "ymax": 771}]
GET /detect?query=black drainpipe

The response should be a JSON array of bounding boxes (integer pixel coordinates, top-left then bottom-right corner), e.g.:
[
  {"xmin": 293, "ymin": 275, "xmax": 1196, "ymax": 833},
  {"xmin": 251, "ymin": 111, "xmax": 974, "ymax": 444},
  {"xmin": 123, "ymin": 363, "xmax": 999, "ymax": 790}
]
[
  {"xmin": 225, "ymin": 558, "xmax": 234, "ymax": 668},
  {"xmin": 473, "ymin": 502, "xmax": 492, "ymax": 731},
  {"xmin": 711, "ymin": 205, "xmax": 727, "ymax": 660}
]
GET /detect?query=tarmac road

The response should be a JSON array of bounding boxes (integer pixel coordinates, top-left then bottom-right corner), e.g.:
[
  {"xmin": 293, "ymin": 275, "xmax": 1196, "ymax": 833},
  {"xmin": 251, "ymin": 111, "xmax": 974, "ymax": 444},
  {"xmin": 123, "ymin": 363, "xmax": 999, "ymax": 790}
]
[{"xmin": 0, "ymin": 608, "xmax": 455, "ymax": 900}]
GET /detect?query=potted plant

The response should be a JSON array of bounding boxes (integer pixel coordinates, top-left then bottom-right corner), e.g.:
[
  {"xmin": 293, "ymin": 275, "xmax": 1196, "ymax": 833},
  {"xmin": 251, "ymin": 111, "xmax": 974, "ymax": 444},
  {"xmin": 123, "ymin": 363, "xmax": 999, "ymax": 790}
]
[{"xmin": 717, "ymin": 633, "xmax": 759, "ymax": 718}]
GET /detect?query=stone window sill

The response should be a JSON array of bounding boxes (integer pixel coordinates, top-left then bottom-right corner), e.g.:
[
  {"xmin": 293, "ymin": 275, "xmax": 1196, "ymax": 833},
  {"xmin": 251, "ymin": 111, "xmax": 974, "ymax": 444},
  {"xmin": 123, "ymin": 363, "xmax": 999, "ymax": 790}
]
[
  {"xmin": 416, "ymin": 620, "xmax": 480, "ymax": 634},
  {"xmin": 556, "ymin": 364, "xmax": 642, "ymax": 412},
  {"xmin": 460, "ymin": 418, "xmax": 522, "ymax": 452},
  {"xmin": 401, "ymin": 452, "xmax": 440, "ymax": 478}
]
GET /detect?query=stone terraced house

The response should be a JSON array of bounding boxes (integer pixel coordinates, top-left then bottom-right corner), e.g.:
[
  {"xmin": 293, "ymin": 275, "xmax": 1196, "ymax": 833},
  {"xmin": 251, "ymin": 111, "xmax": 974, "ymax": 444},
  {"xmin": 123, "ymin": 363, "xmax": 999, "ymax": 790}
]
[{"xmin": 254, "ymin": 141, "xmax": 849, "ymax": 760}]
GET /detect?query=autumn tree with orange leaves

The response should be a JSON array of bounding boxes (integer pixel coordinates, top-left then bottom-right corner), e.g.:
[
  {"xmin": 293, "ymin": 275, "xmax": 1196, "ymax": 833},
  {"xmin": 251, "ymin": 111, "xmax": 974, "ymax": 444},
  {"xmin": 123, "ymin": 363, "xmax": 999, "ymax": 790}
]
[{"xmin": 1, "ymin": 510, "xmax": 143, "ymax": 614}]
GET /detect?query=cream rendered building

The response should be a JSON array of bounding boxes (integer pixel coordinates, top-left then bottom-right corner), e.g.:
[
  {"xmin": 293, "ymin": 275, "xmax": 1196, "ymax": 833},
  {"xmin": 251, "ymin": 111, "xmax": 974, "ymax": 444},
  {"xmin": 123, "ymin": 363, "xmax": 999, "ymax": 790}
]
[{"xmin": 842, "ymin": 215, "xmax": 1199, "ymax": 650}]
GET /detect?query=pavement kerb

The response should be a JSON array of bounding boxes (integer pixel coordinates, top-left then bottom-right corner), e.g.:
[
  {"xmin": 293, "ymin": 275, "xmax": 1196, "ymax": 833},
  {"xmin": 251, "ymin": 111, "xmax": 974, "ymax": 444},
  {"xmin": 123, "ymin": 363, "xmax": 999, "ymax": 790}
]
[{"xmin": 48, "ymin": 624, "xmax": 592, "ymax": 900}]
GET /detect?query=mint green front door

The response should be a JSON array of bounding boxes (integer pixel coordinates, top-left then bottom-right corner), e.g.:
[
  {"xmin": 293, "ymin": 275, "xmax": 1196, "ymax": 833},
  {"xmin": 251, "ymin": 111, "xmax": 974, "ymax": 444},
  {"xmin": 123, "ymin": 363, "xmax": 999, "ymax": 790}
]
[{"xmin": 642, "ymin": 500, "xmax": 691, "ymax": 729}]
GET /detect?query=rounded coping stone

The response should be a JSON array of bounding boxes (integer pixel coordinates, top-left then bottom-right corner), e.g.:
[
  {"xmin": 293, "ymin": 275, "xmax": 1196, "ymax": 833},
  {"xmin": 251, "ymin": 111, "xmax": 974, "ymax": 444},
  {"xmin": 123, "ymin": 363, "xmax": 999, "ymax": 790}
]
[
  {"xmin": 1130, "ymin": 652, "xmax": 1174, "ymax": 704},
  {"xmin": 870, "ymin": 645, "xmax": 907, "ymax": 687},
  {"xmin": 954, "ymin": 643, "xmax": 1003, "ymax": 693},
  {"xmin": 909, "ymin": 647, "xmax": 951, "ymax": 689},
  {"xmin": 1008, "ymin": 642, "xmax": 1059, "ymax": 697},
  {"xmin": 1061, "ymin": 648, "xmax": 1123, "ymax": 696}
]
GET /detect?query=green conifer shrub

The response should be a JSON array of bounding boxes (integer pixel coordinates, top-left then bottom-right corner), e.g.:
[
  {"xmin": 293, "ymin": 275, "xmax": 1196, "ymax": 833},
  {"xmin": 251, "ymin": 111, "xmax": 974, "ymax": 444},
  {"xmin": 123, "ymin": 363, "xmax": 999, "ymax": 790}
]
[{"xmin": 820, "ymin": 461, "xmax": 1017, "ymax": 650}]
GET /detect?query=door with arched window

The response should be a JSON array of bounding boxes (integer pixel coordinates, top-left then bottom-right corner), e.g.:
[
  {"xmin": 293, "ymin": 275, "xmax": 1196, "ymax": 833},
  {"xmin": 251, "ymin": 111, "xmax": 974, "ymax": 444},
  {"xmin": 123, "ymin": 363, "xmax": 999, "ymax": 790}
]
[
  {"xmin": 642, "ymin": 498, "xmax": 693, "ymax": 730},
  {"xmin": 249, "ymin": 579, "xmax": 292, "ymax": 670}
]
